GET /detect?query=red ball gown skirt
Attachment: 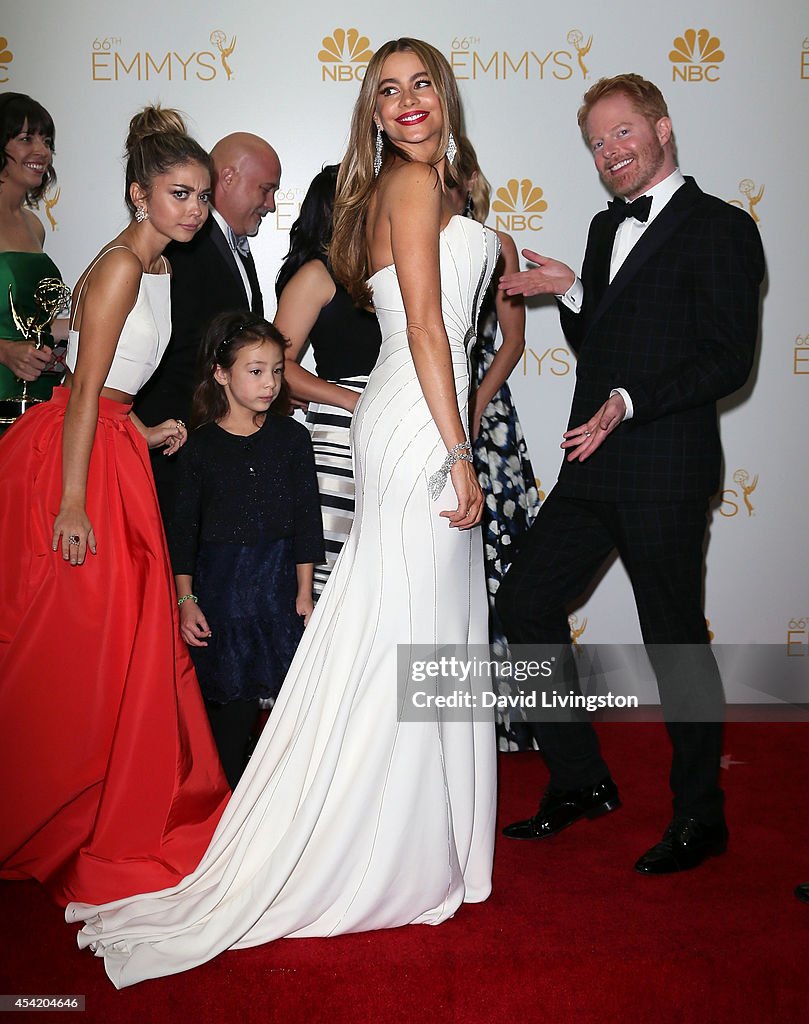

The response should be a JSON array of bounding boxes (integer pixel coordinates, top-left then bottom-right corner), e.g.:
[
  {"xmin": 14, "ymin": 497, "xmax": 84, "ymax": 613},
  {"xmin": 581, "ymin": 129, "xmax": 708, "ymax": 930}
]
[{"xmin": 0, "ymin": 388, "xmax": 230, "ymax": 906}]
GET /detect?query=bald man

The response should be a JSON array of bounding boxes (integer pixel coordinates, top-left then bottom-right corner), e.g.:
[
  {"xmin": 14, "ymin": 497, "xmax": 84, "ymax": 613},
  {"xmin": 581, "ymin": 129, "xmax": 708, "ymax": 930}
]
[{"xmin": 135, "ymin": 132, "xmax": 281, "ymax": 522}]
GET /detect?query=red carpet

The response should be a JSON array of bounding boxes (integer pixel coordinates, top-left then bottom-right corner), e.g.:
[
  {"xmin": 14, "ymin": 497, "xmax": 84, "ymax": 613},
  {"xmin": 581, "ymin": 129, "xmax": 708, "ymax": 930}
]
[{"xmin": 1, "ymin": 723, "xmax": 806, "ymax": 1023}]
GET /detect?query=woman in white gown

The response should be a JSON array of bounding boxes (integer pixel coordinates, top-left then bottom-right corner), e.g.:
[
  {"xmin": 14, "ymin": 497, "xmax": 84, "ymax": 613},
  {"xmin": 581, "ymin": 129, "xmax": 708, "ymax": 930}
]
[{"xmin": 67, "ymin": 37, "xmax": 498, "ymax": 988}]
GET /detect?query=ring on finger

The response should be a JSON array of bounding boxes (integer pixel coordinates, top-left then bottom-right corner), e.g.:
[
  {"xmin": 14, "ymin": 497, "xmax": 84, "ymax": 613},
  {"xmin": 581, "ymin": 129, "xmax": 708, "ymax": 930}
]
[
  {"xmin": 68, "ymin": 534, "xmax": 80, "ymax": 545},
  {"xmin": 584, "ymin": 430, "xmax": 592, "ymax": 437}
]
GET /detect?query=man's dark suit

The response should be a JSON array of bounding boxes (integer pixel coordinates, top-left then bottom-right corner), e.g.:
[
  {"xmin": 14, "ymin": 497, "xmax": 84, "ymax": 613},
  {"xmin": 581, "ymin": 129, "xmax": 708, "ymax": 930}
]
[
  {"xmin": 496, "ymin": 177, "xmax": 764, "ymax": 824},
  {"xmin": 135, "ymin": 215, "xmax": 263, "ymax": 521}
]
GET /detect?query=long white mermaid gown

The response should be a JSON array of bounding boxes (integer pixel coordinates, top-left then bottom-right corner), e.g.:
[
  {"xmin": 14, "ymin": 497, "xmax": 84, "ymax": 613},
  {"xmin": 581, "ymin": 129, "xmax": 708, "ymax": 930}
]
[{"xmin": 67, "ymin": 215, "xmax": 499, "ymax": 989}]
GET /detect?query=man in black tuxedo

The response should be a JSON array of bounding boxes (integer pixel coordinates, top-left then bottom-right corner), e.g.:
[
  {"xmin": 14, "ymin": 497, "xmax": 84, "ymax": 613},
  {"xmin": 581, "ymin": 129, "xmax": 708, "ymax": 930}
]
[
  {"xmin": 135, "ymin": 132, "xmax": 281, "ymax": 523},
  {"xmin": 496, "ymin": 74, "xmax": 764, "ymax": 874}
]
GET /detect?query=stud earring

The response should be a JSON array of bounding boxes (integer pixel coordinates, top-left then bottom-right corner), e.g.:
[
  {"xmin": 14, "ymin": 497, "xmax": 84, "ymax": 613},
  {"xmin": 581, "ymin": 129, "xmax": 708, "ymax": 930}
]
[
  {"xmin": 373, "ymin": 124, "xmax": 384, "ymax": 177},
  {"xmin": 446, "ymin": 131, "xmax": 457, "ymax": 165},
  {"xmin": 134, "ymin": 206, "xmax": 148, "ymax": 224}
]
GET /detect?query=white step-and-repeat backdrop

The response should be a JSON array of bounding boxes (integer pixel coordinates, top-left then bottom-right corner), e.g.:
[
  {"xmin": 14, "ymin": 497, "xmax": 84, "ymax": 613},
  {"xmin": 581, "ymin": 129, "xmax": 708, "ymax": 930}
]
[{"xmin": 3, "ymin": 1, "xmax": 807, "ymax": 662}]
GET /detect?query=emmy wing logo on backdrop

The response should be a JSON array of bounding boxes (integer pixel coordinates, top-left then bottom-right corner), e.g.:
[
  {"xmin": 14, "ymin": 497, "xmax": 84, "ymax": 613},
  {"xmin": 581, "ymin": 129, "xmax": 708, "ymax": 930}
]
[
  {"xmin": 718, "ymin": 468, "xmax": 759, "ymax": 518},
  {"xmin": 669, "ymin": 29, "xmax": 725, "ymax": 82},
  {"xmin": 0, "ymin": 36, "xmax": 13, "ymax": 83},
  {"xmin": 210, "ymin": 30, "xmax": 236, "ymax": 79},
  {"xmin": 568, "ymin": 614, "xmax": 587, "ymax": 650},
  {"xmin": 318, "ymin": 29, "xmax": 374, "ymax": 82},
  {"xmin": 729, "ymin": 179, "xmax": 764, "ymax": 222},
  {"xmin": 41, "ymin": 185, "xmax": 60, "ymax": 231},
  {"xmin": 90, "ymin": 31, "xmax": 236, "ymax": 81},
  {"xmin": 450, "ymin": 28, "xmax": 593, "ymax": 81},
  {"xmin": 802, "ymin": 38, "xmax": 809, "ymax": 79},
  {"xmin": 492, "ymin": 178, "xmax": 547, "ymax": 232},
  {"xmin": 794, "ymin": 334, "xmax": 809, "ymax": 375},
  {"xmin": 566, "ymin": 29, "xmax": 592, "ymax": 78}
]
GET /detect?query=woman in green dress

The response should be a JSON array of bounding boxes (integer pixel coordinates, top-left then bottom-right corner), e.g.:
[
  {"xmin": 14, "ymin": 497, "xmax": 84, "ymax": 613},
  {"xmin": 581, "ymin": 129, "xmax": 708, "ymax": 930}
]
[{"xmin": 0, "ymin": 93, "xmax": 67, "ymax": 409}]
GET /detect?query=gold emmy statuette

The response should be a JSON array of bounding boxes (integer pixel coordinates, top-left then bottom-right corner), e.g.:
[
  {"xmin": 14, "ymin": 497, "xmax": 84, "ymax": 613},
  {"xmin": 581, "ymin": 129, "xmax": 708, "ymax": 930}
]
[{"xmin": 0, "ymin": 277, "xmax": 72, "ymax": 426}]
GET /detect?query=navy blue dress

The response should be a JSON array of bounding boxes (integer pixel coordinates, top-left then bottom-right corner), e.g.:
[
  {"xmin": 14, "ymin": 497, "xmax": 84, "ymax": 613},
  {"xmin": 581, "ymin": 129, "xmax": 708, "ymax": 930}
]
[{"xmin": 169, "ymin": 413, "xmax": 324, "ymax": 704}]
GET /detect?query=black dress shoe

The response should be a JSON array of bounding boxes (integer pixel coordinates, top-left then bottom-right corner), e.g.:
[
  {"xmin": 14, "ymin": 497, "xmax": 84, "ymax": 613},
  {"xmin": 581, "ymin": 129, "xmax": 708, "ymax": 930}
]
[
  {"xmin": 502, "ymin": 776, "xmax": 621, "ymax": 840},
  {"xmin": 795, "ymin": 883, "xmax": 809, "ymax": 905},
  {"xmin": 634, "ymin": 818, "xmax": 728, "ymax": 875}
]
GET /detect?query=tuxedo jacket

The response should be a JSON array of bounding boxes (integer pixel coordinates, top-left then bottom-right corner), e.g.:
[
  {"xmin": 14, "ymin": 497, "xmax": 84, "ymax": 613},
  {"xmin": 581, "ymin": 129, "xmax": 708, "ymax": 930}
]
[
  {"xmin": 134, "ymin": 216, "xmax": 260, "ymax": 433},
  {"xmin": 556, "ymin": 177, "xmax": 764, "ymax": 504}
]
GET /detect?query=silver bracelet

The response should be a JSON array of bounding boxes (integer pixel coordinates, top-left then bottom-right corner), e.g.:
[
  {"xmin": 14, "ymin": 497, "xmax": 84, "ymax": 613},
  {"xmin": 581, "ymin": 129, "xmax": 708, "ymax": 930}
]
[
  {"xmin": 177, "ymin": 594, "xmax": 198, "ymax": 607},
  {"xmin": 427, "ymin": 441, "xmax": 473, "ymax": 501}
]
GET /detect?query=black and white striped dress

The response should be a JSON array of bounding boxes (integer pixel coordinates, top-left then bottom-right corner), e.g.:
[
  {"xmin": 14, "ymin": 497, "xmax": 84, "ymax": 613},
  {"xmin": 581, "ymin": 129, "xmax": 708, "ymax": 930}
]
[{"xmin": 303, "ymin": 281, "xmax": 381, "ymax": 598}]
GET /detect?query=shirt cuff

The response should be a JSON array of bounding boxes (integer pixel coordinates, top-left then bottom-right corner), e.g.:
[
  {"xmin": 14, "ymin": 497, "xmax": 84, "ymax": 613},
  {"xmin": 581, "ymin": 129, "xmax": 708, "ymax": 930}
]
[
  {"xmin": 610, "ymin": 388, "xmax": 633, "ymax": 421},
  {"xmin": 556, "ymin": 277, "xmax": 583, "ymax": 313}
]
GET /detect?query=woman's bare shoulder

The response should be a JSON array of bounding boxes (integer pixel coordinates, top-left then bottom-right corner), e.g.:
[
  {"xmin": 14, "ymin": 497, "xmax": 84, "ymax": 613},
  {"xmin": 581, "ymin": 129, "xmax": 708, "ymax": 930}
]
[
  {"xmin": 277, "ymin": 259, "xmax": 335, "ymax": 311},
  {"xmin": 74, "ymin": 245, "xmax": 143, "ymax": 318},
  {"xmin": 22, "ymin": 207, "xmax": 46, "ymax": 246},
  {"xmin": 384, "ymin": 160, "xmax": 442, "ymax": 195}
]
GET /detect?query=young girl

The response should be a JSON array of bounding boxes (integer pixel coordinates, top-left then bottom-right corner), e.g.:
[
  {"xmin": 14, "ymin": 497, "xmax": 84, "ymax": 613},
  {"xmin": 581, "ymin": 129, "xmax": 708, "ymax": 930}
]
[{"xmin": 169, "ymin": 312, "xmax": 324, "ymax": 788}]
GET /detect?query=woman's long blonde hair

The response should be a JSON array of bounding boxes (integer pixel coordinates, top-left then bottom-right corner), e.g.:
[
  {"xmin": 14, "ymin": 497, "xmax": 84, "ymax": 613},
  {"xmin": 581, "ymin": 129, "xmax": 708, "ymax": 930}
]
[{"xmin": 330, "ymin": 38, "xmax": 462, "ymax": 306}]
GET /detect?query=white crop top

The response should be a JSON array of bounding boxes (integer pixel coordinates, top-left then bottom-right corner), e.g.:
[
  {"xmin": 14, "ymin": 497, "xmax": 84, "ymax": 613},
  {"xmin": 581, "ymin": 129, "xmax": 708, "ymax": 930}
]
[{"xmin": 66, "ymin": 246, "xmax": 171, "ymax": 395}]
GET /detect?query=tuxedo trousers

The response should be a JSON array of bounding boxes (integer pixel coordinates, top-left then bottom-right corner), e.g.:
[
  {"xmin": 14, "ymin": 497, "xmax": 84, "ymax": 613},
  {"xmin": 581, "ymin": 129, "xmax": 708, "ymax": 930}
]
[{"xmin": 496, "ymin": 487, "xmax": 725, "ymax": 825}]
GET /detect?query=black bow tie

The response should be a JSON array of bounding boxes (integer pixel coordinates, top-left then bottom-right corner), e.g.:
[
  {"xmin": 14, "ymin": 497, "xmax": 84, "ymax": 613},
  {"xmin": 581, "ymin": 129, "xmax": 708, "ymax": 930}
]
[{"xmin": 608, "ymin": 194, "xmax": 653, "ymax": 224}]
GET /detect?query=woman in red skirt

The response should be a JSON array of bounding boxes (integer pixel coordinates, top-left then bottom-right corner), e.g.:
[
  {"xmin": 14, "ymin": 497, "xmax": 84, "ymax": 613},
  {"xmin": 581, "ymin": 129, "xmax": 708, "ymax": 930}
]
[{"xmin": 0, "ymin": 105, "xmax": 229, "ymax": 906}]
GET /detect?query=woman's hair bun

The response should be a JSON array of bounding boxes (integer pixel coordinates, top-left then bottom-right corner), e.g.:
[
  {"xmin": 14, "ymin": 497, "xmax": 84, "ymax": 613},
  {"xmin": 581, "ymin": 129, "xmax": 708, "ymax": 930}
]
[{"xmin": 125, "ymin": 105, "xmax": 188, "ymax": 155}]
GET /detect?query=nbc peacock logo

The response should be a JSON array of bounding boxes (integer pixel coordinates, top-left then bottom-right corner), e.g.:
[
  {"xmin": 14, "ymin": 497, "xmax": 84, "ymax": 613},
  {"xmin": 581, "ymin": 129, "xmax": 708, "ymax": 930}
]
[
  {"xmin": 669, "ymin": 28, "xmax": 725, "ymax": 82},
  {"xmin": 0, "ymin": 36, "xmax": 13, "ymax": 83},
  {"xmin": 492, "ymin": 178, "xmax": 548, "ymax": 232},
  {"xmin": 318, "ymin": 28, "xmax": 374, "ymax": 82}
]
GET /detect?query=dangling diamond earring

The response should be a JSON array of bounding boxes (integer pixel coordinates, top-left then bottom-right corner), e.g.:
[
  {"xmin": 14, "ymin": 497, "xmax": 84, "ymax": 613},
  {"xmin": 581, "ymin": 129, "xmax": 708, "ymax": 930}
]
[
  {"xmin": 373, "ymin": 123, "xmax": 384, "ymax": 177},
  {"xmin": 135, "ymin": 205, "xmax": 148, "ymax": 224},
  {"xmin": 446, "ymin": 131, "xmax": 457, "ymax": 165}
]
